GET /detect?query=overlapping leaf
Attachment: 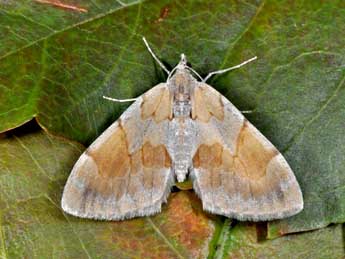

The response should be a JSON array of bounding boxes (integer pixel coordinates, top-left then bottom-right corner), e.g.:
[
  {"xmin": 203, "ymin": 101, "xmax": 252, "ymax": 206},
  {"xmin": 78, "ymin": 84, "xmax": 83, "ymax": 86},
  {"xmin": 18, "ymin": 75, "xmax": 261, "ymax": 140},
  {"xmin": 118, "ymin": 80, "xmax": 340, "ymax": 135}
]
[{"xmin": 218, "ymin": 222, "xmax": 344, "ymax": 258}]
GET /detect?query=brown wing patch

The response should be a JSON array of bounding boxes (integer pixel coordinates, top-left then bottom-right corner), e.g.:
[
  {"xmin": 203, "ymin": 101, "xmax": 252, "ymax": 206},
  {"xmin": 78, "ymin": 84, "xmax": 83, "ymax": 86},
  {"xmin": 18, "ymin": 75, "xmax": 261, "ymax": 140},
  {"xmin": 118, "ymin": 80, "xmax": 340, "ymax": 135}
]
[
  {"xmin": 87, "ymin": 123, "xmax": 130, "ymax": 178},
  {"xmin": 192, "ymin": 84, "xmax": 224, "ymax": 122},
  {"xmin": 154, "ymin": 86, "xmax": 173, "ymax": 122},
  {"xmin": 193, "ymin": 122, "xmax": 279, "ymax": 180},
  {"xmin": 193, "ymin": 121, "xmax": 277, "ymax": 180},
  {"xmin": 141, "ymin": 84, "xmax": 172, "ymax": 122},
  {"xmin": 141, "ymin": 85, "xmax": 164, "ymax": 120},
  {"xmin": 142, "ymin": 142, "xmax": 172, "ymax": 168},
  {"xmin": 234, "ymin": 121, "xmax": 278, "ymax": 180},
  {"xmin": 192, "ymin": 143, "xmax": 223, "ymax": 169},
  {"xmin": 79, "ymin": 123, "xmax": 171, "ymax": 200}
]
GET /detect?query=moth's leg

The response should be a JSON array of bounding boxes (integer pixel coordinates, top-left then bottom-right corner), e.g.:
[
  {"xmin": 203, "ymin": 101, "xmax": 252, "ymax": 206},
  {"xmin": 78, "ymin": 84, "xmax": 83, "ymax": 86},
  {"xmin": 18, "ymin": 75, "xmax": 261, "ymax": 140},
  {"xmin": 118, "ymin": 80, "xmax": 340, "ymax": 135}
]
[
  {"xmin": 103, "ymin": 96, "xmax": 138, "ymax": 103},
  {"xmin": 202, "ymin": 56, "xmax": 257, "ymax": 83},
  {"xmin": 142, "ymin": 37, "xmax": 170, "ymax": 75}
]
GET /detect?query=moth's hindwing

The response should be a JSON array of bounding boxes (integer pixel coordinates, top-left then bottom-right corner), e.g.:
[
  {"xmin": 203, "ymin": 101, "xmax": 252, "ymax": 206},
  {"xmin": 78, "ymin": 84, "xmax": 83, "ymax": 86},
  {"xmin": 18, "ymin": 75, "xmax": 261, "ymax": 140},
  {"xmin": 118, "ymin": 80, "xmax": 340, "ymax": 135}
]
[
  {"xmin": 191, "ymin": 83, "xmax": 303, "ymax": 221},
  {"xmin": 61, "ymin": 83, "xmax": 174, "ymax": 220}
]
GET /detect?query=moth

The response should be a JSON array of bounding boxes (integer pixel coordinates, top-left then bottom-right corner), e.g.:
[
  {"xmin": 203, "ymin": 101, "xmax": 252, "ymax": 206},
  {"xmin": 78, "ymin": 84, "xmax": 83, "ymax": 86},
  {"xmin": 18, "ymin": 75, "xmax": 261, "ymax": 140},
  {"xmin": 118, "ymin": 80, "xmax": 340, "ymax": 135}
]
[{"xmin": 61, "ymin": 38, "xmax": 303, "ymax": 221}]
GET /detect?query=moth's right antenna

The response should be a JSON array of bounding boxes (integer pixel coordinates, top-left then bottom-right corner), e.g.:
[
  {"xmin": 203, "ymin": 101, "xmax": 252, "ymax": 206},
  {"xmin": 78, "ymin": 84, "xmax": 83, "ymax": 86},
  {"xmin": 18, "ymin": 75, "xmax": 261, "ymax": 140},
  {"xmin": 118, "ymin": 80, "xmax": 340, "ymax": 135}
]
[
  {"xmin": 203, "ymin": 56, "xmax": 257, "ymax": 82},
  {"xmin": 142, "ymin": 37, "xmax": 170, "ymax": 75}
]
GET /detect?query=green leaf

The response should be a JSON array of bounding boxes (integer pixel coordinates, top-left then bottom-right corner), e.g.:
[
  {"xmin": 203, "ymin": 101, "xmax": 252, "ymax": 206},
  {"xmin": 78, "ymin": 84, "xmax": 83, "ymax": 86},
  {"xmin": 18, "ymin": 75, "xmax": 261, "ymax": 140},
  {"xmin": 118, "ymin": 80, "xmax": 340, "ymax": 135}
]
[{"xmin": 1, "ymin": 0, "xmax": 345, "ymax": 238}]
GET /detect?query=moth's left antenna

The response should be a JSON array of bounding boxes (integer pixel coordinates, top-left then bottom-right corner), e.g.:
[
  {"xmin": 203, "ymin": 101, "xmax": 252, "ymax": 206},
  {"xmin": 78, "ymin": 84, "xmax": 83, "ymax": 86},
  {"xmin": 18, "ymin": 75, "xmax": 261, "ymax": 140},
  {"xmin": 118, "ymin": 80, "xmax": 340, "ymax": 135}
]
[
  {"xmin": 103, "ymin": 38, "xmax": 169, "ymax": 103},
  {"xmin": 142, "ymin": 37, "xmax": 170, "ymax": 75}
]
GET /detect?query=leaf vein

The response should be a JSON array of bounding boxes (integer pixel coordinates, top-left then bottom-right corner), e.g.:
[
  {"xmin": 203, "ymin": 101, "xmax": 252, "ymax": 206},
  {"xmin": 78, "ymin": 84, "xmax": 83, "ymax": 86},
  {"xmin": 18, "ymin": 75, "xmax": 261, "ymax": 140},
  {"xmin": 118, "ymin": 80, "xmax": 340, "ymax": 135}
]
[
  {"xmin": 254, "ymin": 50, "xmax": 342, "ymax": 106},
  {"xmin": 218, "ymin": 0, "xmax": 265, "ymax": 70},
  {"xmin": 1, "ymin": 9, "xmax": 55, "ymax": 32},
  {"xmin": 45, "ymin": 195, "xmax": 92, "ymax": 259},
  {"xmin": 283, "ymin": 71, "xmax": 345, "ymax": 153},
  {"xmin": 13, "ymin": 135, "xmax": 53, "ymax": 181},
  {"xmin": 146, "ymin": 218, "xmax": 186, "ymax": 259}
]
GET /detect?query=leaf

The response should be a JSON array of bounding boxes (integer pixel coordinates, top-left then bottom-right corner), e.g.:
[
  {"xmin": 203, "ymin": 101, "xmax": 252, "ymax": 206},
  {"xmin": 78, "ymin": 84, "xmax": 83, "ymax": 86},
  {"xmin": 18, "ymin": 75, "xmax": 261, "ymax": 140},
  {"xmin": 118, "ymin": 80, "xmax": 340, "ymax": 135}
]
[
  {"xmin": 0, "ymin": 0, "xmax": 345, "ymax": 237},
  {"xmin": 0, "ymin": 128, "xmax": 216, "ymax": 258}
]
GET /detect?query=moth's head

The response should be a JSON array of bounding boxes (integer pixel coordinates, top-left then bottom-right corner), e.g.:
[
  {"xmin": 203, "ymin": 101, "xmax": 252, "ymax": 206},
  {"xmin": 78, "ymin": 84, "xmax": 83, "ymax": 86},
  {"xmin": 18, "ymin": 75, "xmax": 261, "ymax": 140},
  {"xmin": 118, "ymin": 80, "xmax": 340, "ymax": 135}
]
[
  {"xmin": 176, "ymin": 53, "xmax": 188, "ymax": 70},
  {"xmin": 169, "ymin": 56, "xmax": 195, "ymax": 86},
  {"xmin": 167, "ymin": 54, "xmax": 199, "ymax": 84}
]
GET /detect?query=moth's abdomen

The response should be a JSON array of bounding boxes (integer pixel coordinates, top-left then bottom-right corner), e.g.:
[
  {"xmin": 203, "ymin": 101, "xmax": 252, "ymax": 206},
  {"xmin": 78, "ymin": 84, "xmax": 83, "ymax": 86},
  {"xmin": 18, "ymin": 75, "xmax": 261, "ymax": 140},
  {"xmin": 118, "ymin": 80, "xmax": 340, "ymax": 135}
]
[{"xmin": 168, "ymin": 100, "xmax": 196, "ymax": 182}]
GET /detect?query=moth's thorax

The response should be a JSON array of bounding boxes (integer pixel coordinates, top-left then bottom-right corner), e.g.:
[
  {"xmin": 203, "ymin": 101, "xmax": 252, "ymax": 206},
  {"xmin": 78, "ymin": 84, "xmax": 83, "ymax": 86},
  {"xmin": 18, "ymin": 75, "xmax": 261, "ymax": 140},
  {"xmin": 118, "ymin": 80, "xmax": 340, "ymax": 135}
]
[
  {"xmin": 169, "ymin": 69, "xmax": 196, "ymax": 118},
  {"xmin": 169, "ymin": 69, "xmax": 195, "ymax": 101}
]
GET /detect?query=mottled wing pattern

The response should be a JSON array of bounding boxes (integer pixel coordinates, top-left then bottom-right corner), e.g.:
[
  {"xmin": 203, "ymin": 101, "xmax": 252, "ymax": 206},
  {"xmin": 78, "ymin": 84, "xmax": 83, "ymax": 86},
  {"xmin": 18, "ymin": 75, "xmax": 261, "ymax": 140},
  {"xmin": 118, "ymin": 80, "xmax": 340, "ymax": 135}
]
[
  {"xmin": 191, "ymin": 83, "xmax": 303, "ymax": 221},
  {"xmin": 61, "ymin": 83, "xmax": 174, "ymax": 220}
]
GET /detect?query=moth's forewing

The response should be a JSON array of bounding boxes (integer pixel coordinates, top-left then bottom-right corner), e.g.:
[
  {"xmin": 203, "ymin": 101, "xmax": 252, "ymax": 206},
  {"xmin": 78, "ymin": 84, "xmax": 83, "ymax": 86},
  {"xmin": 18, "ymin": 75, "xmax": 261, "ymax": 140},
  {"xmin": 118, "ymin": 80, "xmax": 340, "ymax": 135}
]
[
  {"xmin": 191, "ymin": 83, "xmax": 303, "ymax": 221},
  {"xmin": 61, "ymin": 83, "xmax": 174, "ymax": 220}
]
